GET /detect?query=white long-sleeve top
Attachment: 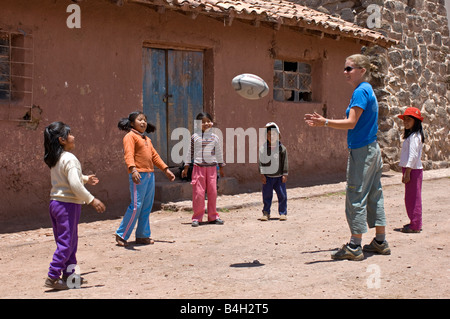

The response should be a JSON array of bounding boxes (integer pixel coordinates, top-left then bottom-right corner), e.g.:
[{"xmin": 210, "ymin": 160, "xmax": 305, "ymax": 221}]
[
  {"xmin": 50, "ymin": 151, "xmax": 95, "ymax": 205},
  {"xmin": 399, "ymin": 132, "xmax": 423, "ymax": 169}
]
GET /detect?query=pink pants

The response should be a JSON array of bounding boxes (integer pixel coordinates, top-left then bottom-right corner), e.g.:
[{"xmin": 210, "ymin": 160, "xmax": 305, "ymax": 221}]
[
  {"xmin": 191, "ymin": 165, "xmax": 219, "ymax": 222},
  {"xmin": 403, "ymin": 167, "xmax": 423, "ymax": 231}
]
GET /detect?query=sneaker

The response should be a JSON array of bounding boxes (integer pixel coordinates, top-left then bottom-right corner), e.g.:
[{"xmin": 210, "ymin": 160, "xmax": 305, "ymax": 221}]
[
  {"xmin": 363, "ymin": 238, "xmax": 391, "ymax": 255},
  {"xmin": 279, "ymin": 214, "xmax": 287, "ymax": 221},
  {"xmin": 260, "ymin": 211, "xmax": 270, "ymax": 221},
  {"xmin": 209, "ymin": 218, "xmax": 224, "ymax": 225},
  {"xmin": 44, "ymin": 277, "xmax": 69, "ymax": 290},
  {"xmin": 115, "ymin": 234, "xmax": 128, "ymax": 247},
  {"xmin": 331, "ymin": 244, "xmax": 364, "ymax": 261},
  {"xmin": 192, "ymin": 220, "xmax": 199, "ymax": 227},
  {"xmin": 136, "ymin": 237, "xmax": 155, "ymax": 245}
]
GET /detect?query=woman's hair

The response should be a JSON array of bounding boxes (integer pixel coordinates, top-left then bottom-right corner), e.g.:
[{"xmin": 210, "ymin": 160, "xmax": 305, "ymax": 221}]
[
  {"xmin": 44, "ymin": 121, "xmax": 71, "ymax": 168},
  {"xmin": 195, "ymin": 112, "xmax": 213, "ymax": 121},
  {"xmin": 346, "ymin": 54, "xmax": 377, "ymax": 82},
  {"xmin": 118, "ymin": 111, "xmax": 155, "ymax": 133},
  {"xmin": 403, "ymin": 116, "xmax": 425, "ymax": 143}
]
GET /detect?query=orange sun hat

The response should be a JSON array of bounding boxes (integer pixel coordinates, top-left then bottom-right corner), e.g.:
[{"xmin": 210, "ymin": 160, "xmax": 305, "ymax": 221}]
[{"xmin": 398, "ymin": 107, "xmax": 424, "ymax": 122}]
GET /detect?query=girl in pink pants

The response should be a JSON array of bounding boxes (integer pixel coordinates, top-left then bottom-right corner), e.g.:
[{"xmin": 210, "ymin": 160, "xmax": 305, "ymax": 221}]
[
  {"xmin": 182, "ymin": 112, "xmax": 225, "ymax": 227},
  {"xmin": 398, "ymin": 107, "xmax": 425, "ymax": 233}
]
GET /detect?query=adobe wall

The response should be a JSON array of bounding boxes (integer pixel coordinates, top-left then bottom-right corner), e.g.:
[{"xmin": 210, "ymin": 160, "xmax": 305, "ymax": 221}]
[
  {"xmin": 296, "ymin": 0, "xmax": 450, "ymax": 170},
  {"xmin": 212, "ymin": 22, "xmax": 358, "ymax": 189},
  {"xmin": 0, "ymin": 0, "xmax": 361, "ymax": 226}
]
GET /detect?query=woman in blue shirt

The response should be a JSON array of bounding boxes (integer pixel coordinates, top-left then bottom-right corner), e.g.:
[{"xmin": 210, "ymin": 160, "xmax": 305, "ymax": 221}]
[{"xmin": 304, "ymin": 54, "xmax": 390, "ymax": 261}]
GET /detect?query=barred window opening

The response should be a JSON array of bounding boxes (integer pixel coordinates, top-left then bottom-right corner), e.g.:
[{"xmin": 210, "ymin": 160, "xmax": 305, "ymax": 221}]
[
  {"xmin": 273, "ymin": 59, "xmax": 312, "ymax": 103},
  {"xmin": 0, "ymin": 30, "xmax": 33, "ymax": 121}
]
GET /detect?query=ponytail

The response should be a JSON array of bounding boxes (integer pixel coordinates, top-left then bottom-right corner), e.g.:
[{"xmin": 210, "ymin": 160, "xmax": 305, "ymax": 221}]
[
  {"xmin": 117, "ymin": 117, "xmax": 132, "ymax": 132},
  {"xmin": 44, "ymin": 122, "xmax": 71, "ymax": 168},
  {"xmin": 118, "ymin": 111, "xmax": 156, "ymax": 133},
  {"xmin": 346, "ymin": 54, "xmax": 374, "ymax": 82}
]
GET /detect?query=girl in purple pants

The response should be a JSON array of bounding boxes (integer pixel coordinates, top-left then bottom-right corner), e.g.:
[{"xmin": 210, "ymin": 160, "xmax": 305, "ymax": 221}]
[
  {"xmin": 398, "ymin": 107, "xmax": 425, "ymax": 233},
  {"xmin": 43, "ymin": 122, "xmax": 105, "ymax": 290}
]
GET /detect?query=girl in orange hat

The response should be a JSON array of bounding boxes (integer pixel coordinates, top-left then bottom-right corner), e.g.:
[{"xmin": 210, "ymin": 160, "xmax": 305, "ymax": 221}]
[{"xmin": 398, "ymin": 107, "xmax": 425, "ymax": 233}]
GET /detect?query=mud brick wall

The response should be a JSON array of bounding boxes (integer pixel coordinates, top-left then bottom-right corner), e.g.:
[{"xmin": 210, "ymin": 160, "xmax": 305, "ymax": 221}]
[{"xmin": 296, "ymin": 0, "xmax": 450, "ymax": 170}]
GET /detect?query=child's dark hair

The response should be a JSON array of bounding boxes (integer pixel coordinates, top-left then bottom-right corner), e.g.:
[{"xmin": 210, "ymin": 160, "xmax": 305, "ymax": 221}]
[
  {"xmin": 44, "ymin": 121, "xmax": 71, "ymax": 168},
  {"xmin": 403, "ymin": 116, "xmax": 425, "ymax": 143},
  {"xmin": 266, "ymin": 125, "xmax": 278, "ymax": 134},
  {"xmin": 118, "ymin": 111, "xmax": 155, "ymax": 133},
  {"xmin": 196, "ymin": 112, "xmax": 213, "ymax": 121}
]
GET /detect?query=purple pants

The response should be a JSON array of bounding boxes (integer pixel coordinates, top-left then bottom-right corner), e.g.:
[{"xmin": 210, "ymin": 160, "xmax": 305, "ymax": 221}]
[
  {"xmin": 48, "ymin": 200, "xmax": 81, "ymax": 280},
  {"xmin": 402, "ymin": 168, "xmax": 423, "ymax": 231}
]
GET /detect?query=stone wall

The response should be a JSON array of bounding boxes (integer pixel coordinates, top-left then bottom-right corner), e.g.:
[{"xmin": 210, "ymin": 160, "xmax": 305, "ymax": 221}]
[{"xmin": 295, "ymin": 0, "xmax": 450, "ymax": 170}]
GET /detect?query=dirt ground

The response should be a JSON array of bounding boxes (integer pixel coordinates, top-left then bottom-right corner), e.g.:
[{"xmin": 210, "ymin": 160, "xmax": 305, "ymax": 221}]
[{"xmin": 0, "ymin": 169, "xmax": 449, "ymax": 301}]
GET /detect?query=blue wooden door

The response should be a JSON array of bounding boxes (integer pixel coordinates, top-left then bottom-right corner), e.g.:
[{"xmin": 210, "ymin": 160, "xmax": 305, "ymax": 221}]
[{"xmin": 143, "ymin": 48, "xmax": 203, "ymax": 166}]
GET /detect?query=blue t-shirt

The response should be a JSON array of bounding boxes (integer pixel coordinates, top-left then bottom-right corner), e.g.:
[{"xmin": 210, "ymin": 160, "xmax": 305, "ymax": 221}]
[{"xmin": 345, "ymin": 82, "xmax": 378, "ymax": 149}]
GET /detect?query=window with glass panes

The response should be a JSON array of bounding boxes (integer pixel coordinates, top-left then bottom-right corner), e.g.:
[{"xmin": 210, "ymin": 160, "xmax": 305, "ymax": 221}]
[{"xmin": 273, "ymin": 60, "xmax": 312, "ymax": 102}]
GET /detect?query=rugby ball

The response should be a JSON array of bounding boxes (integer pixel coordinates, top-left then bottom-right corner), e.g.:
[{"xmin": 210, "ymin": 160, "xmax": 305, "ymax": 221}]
[{"xmin": 231, "ymin": 73, "xmax": 269, "ymax": 100}]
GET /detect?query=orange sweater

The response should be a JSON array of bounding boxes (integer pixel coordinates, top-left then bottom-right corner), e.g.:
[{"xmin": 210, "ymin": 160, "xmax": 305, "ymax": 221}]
[{"xmin": 123, "ymin": 130, "xmax": 168, "ymax": 174}]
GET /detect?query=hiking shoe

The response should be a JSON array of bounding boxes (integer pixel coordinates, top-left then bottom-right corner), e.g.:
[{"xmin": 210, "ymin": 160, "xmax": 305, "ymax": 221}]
[
  {"xmin": 279, "ymin": 214, "xmax": 287, "ymax": 221},
  {"xmin": 115, "ymin": 234, "xmax": 128, "ymax": 247},
  {"xmin": 260, "ymin": 211, "xmax": 270, "ymax": 221},
  {"xmin": 363, "ymin": 238, "xmax": 391, "ymax": 255},
  {"xmin": 192, "ymin": 220, "xmax": 199, "ymax": 227},
  {"xmin": 331, "ymin": 244, "xmax": 364, "ymax": 261},
  {"xmin": 136, "ymin": 237, "xmax": 155, "ymax": 245},
  {"xmin": 44, "ymin": 277, "xmax": 69, "ymax": 290},
  {"xmin": 209, "ymin": 218, "xmax": 224, "ymax": 225}
]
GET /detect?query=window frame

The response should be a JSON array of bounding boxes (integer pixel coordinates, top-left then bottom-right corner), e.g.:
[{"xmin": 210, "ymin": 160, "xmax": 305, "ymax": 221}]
[
  {"xmin": 273, "ymin": 58, "xmax": 322, "ymax": 104},
  {"xmin": 0, "ymin": 29, "xmax": 34, "ymax": 122}
]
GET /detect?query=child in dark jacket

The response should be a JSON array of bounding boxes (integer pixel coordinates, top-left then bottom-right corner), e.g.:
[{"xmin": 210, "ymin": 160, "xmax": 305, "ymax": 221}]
[{"xmin": 258, "ymin": 122, "xmax": 288, "ymax": 221}]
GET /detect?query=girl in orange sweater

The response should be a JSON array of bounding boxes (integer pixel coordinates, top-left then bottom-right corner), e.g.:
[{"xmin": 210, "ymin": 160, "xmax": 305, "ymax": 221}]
[{"xmin": 115, "ymin": 111, "xmax": 174, "ymax": 246}]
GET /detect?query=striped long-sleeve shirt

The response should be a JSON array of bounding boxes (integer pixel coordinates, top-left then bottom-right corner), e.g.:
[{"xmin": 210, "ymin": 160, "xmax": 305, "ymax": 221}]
[{"xmin": 185, "ymin": 130, "xmax": 225, "ymax": 167}]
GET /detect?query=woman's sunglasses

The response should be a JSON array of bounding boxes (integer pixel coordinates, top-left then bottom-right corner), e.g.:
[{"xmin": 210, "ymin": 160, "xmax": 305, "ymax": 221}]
[{"xmin": 344, "ymin": 66, "xmax": 361, "ymax": 72}]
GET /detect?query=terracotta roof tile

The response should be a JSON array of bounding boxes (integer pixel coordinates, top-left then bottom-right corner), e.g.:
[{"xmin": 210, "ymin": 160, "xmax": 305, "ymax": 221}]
[{"xmin": 131, "ymin": 0, "xmax": 397, "ymax": 47}]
